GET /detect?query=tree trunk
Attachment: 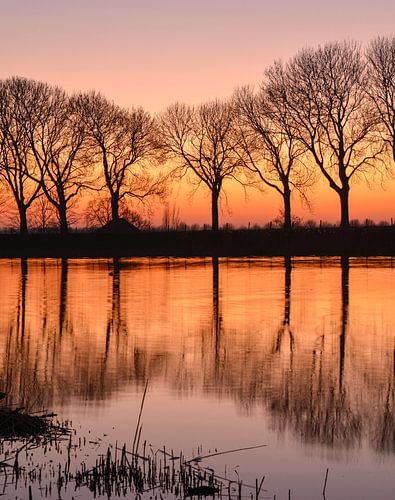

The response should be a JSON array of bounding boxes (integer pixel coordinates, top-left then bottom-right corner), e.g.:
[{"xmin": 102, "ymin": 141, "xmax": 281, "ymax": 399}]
[
  {"xmin": 111, "ymin": 195, "xmax": 119, "ymax": 223},
  {"xmin": 59, "ymin": 204, "xmax": 68, "ymax": 235},
  {"xmin": 19, "ymin": 205, "xmax": 28, "ymax": 235},
  {"xmin": 339, "ymin": 187, "xmax": 350, "ymax": 228},
  {"xmin": 283, "ymin": 186, "xmax": 292, "ymax": 229},
  {"xmin": 211, "ymin": 190, "xmax": 219, "ymax": 231}
]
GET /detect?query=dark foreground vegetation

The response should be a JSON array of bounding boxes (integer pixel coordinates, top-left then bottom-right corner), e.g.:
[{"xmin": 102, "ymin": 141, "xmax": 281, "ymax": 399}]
[
  {"xmin": 1, "ymin": 432, "xmax": 267, "ymax": 500},
  {"xmin": 0, "ymin": 407, "xmax": 68, "ymax": 439},
  {"xmin": 1, "ymin": 226, "xmax": 395, "ymax": 257},
  {"xmin": 0, "ymin": 396, "xmax": 268, "ymax": 499}
]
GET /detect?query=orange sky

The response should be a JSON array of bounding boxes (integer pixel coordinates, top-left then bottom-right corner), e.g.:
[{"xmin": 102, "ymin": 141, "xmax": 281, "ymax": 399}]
[
  {"xmin": 168, "ymin": 176, "xmax": 395, "ymax": 228},
  {"xmin": 0, "ymin": 0, "xmax": 394, "ymax": 226}
]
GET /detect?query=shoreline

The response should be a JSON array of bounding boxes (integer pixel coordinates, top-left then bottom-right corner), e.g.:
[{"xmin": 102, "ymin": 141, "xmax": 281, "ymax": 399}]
[{"xmin": 1, "ymin": 226, "xmax": 395, "ymax": 257}]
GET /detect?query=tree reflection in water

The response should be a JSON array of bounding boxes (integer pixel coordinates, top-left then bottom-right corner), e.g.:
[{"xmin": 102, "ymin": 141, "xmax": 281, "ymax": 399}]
[{"xmin": 0, "ymin": 257, "xmax": 393, "ymax": 454}]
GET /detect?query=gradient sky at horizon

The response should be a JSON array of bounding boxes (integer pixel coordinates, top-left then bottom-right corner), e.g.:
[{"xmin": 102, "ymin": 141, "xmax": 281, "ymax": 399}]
[{"xmin": 0, "ymin": 0, "xmax": 395, "ymax": 225}]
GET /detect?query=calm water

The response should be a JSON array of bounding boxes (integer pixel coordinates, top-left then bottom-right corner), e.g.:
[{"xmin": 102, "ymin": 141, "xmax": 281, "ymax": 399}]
[{"xmin": 0, "ymin": 257, "xmax": 394, "ymax": 499}]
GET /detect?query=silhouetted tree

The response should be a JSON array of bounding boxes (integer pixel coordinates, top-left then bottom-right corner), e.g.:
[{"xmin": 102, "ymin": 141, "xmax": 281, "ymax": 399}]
[
  {"xmin": 85, "ymin": 195, "xmax": 151, "ymax": 229},
  {"xmin": 268, "ymin": 41, "xmax": 381, "ymax": 227},
  {"xmin": 0, "ymin": 78, "xmax": 42, "ymax": 233},
  {"xmin": 160, "ymin": 101, "xmax": 244, "ymax": 231},
  {"xmin": 27, "ymin": 86, "xmax": 92, "ymax": 234},
  {"xmin": 29, "ymin": 197, "xmax": 57, "ymax": 231},
  {"xmin": 75, "ymin": 92, "xmax": 164, "ymax": 229},
  {"xmin": 161, "ymin": 202, "xmax": 185, "ymax": 230},
  {"xmin": 0, "ymin": 77, "xmax": 92, "ymax": 234},
  {"xmin": 367, "ymin": 36, "xmax": 395, "ymax": 162},
  {"xmin": 235, "ymin": 86, "xmax": 312, "ymax": 228}
]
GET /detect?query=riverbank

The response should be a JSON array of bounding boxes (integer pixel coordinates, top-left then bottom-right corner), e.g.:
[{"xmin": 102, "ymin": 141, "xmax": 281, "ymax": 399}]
[{"xmin": 1, "ymin": 226, "xmax": 395, "ymax": 257}]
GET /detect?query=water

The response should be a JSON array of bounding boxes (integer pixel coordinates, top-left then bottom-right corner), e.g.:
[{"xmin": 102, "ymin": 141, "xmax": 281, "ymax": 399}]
[{"xmin": 0, "ymin": 257, "xmax": 394, "ymax": 499}]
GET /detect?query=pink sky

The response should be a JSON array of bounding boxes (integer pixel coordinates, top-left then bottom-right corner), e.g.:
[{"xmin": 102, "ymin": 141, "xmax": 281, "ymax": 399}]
[{"xmin": 0, "ymin": 0, "xmax": 394, "ymax": 226}]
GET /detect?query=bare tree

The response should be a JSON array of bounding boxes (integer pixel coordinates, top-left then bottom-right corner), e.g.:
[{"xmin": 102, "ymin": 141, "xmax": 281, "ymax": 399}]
[
  {"xmin": 0, "ymin": 78, "xmax": 42, "ymax": 233},
  {"xmin": 160, "ymin": 100, "xmax": 244, "ymax": 231},
  {"xmin": 367, "ymin": 36, "xmax": 395, "ymax": 162},
  {"xmin": 235, "ymin": 86, "xmax": 313, "ymax": 228},
  {"xmin": 0, "ymin": 77, "xmax": 92, "ymax": 234},
  {"xmin": 161, "ymin": 202, "xmax": 185, "ymax": 230},
  {"xmin": 29, "ymin": 196, "xmax": 57, "ymax": 232},
  {"xmin": 268, "ymin": 41, "xmax": 381, "ymax": 227},
  {"xmin": 74, "ymin": 92, "xmax": 164, "ymax": 229},
  {"xmin": 85, "ymin": 195, "xmax": 151, "ymax": 229},
  {"xmin": 27, "ymin": 86, "xmax": 91, "ymax": 234}
]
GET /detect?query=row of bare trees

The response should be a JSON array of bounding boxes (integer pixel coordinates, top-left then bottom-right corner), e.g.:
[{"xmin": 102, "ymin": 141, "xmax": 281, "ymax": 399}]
[
  {"xmin": 0, "ymin": 37, "xmax": 394, "ymax": 233},
  {"xmin": 0, "ymin": 80, "xmax": 165, "ymax": 233},
  {"xmin": 160, "ymin": 37, "xmax": 395, "ymax": 230}
]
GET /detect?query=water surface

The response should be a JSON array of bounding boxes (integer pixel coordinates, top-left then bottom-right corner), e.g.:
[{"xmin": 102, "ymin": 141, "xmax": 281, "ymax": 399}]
[{"xmin": 0, "ymin": 257, "xmax": 394, "ymax": 499}]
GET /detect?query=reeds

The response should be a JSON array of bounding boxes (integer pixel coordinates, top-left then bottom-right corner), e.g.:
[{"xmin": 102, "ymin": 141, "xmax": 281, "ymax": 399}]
[
  {"xmin": 0, "ymin": 390, "xmax": 268, "ymax": 499},
  {"xmin": 0, "ymin": 433, "xmax": 269, "ymax": 499},
  {"xmin": 74, "ymin": 443, "xmax": 223, "ymax": 498}
]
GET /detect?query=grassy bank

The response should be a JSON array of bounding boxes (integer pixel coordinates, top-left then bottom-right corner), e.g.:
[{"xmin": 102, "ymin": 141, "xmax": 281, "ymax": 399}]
[{"xmin": 1, "ymin": 226, "xmax": 395, "ymax": 257}]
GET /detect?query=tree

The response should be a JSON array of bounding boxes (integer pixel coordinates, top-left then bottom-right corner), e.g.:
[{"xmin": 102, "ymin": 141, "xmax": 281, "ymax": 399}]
[
  {"xmin": 25, "ymin": 84, "xmax": 91, "ymax": 234},
  {"xmin": 74, "ymin": 92, "xmax": 164, "ymax": 228},
  {"xmin": 161, "ymin": 202, "xmax": 185, "ymax": 230},
  {"xmin": 29, "ymin": 197, "xmax": 57, "ymax": 232},
  {"xmin": 160, "ymin": 100, "xmax": 244, "ymax": 231},
  {"xmin": 0, "ymin": 77, "xmax": 92, "ymax": 234},
  {"xmin": 85, "ymin": 195, "xmax": 151, "ymax": 229},
  {"xmin": 235, "ymin": 86, "xmax": 312, "ymax": 228},
  {"xmin": 29, "ymin": 82, "xmax": 92, "ymax": 234},
  {"xmin": 268, "ymin": 41, "xmax": 381, "ymax": 227},
  {"xmin": 0, "ymin": 78, "xmax": 42, "ymax": 233},
  {"xmin": 367, "ymin": 36, "xmax": 395, "ymax": 162}
]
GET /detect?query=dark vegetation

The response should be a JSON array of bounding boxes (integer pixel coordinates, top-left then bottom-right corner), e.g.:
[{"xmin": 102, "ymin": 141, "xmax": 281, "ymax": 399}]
[
  {"xmin": 0, "ymin": 407, "xmax": 67, "ymax": 439},
  {"xmin": 1, "ymin": 226, "xmax": 395, "ymax": 257},
  {"xmin": 0, "ymin": 385, "xmax": 269, "ymax": 500},
  {"xmin": 0, "ymin": 435, "xmax": 267, "ymax": 500}
]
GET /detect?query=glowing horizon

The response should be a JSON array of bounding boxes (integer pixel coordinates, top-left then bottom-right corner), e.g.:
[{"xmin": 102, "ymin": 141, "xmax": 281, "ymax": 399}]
[{"xmin": 0, "ymin": 0, "xmax": 394, "ymax": 227}]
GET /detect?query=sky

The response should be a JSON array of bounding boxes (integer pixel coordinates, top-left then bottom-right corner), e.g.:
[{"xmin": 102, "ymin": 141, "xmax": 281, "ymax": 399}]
[{"xmin": 0, "ymin": 0, "xmax": 395, "ymax": 226}]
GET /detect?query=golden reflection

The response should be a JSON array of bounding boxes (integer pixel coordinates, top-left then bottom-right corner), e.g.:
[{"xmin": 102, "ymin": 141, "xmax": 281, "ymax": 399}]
[
  {"xmin": 273, "ymin": 256, "xmax": 293, "ymax": 354},
  {"xmin": 266, "ymin": 256, "xmax": 362, "ymax": 450},
  {"xmin": 0, "ymin": 257, "xmax": 393, "ymax": 453}
]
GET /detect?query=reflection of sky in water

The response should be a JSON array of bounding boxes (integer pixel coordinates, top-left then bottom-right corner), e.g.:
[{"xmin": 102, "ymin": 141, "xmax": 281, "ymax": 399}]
[{"xmin": 0, "ymin": 257, "xmax": 394, "ymax": 499}]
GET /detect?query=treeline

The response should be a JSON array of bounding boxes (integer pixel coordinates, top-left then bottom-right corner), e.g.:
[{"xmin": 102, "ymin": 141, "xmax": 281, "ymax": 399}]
[{"xmin": 0, "ymin": 37, "xmax": 394, "ymax": 234}]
